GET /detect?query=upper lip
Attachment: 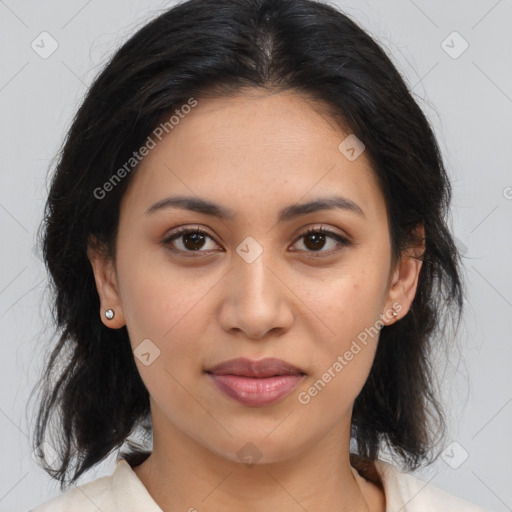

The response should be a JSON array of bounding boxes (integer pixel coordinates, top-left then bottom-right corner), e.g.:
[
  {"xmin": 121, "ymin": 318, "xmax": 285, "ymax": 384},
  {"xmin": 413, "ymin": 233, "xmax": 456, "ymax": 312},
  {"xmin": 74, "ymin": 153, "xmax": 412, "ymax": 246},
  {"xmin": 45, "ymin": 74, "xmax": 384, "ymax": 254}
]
[{"xmin": 206, "ymin": 357, "xmax": 306, "ymax": 377}]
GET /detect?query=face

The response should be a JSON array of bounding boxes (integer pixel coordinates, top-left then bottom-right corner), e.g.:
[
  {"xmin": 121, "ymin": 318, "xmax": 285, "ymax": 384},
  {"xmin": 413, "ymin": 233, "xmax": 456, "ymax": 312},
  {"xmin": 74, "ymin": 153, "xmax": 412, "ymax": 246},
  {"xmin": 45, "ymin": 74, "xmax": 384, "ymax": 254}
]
[{"xmin": 88, "ymin": 89, "xmax": 422, "ymax": 466}]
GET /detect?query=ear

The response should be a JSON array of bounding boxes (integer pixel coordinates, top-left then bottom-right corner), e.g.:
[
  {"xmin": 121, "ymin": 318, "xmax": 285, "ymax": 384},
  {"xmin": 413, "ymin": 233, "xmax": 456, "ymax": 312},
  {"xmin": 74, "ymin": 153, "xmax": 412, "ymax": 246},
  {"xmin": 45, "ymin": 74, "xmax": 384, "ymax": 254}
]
[
  {"xmin": 87, "ymin": 235, "xmax": 126, "ymax": 329},
  {"xmin": 381, "ymin": 224, "xmax": 425, "ymax": 326}
]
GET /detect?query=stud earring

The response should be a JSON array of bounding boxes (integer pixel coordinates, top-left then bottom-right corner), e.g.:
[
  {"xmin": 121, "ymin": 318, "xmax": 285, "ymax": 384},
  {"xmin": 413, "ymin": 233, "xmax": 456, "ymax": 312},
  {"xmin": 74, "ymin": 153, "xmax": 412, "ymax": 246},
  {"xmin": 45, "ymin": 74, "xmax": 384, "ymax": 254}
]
[
  {"xmin": 105, "ymin": 309, "xmax": 115, "ymax": 320},
  {"xmin": 391, "ymin": 307, "xmax": 398, "ymax": 318}
]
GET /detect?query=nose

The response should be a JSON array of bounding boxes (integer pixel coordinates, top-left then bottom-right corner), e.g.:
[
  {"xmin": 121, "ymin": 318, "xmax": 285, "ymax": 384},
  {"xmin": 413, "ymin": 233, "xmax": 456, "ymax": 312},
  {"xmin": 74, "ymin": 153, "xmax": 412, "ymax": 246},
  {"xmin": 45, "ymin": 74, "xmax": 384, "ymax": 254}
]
[{"xmin": 218, "ymin": 249, "xmax": 294, "ymax": 340}]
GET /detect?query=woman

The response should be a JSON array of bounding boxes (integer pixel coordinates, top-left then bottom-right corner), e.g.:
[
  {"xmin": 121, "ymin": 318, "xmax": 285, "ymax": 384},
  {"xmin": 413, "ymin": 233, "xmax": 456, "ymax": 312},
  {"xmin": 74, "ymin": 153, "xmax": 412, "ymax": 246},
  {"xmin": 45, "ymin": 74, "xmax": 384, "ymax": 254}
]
[{"xmin": 29, "ymin": 0, "xmax": 489, "ymax": 510}]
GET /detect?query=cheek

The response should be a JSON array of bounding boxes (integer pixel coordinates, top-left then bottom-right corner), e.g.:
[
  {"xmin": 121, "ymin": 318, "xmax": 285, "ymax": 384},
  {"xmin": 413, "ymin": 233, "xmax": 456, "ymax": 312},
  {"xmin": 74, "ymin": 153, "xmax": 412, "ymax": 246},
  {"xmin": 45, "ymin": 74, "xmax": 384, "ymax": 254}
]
[
  {"xmin": 296, "ymin": 279, "xmax": 384, "ymax": 418},
  {"xmin": 117, "ymin": 242, "xmax": 216, "ymax": 343},
  {"xmin": 119, "ymin": 266, "xmax": 212, "ymax": 414},
  {"xmin": 295, "ymin": 263, "xmax": 388, "ymax": 398},
  {"xmin": 299, "ymin": 261, "xmax": 389, "ymax": 338}
]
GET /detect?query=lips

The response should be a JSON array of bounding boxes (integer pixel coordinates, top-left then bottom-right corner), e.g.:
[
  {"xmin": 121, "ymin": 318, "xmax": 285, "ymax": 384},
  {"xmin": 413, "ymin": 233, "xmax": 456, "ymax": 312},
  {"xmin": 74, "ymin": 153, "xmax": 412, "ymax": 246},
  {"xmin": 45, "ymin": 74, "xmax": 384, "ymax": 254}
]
[
  {"xmin": 205, "ymin": 357, "xmax": 306, "ymax": 407},
  {"xmin": 206, "ymin": 357, "xmax": 306, "ymax": 378}
]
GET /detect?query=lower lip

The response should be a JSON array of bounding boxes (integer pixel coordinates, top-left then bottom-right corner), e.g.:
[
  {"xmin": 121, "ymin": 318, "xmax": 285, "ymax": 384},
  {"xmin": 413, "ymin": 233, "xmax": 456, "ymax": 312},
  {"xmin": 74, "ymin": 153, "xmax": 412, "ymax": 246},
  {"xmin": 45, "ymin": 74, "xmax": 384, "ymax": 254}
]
[{"xmin": 207, "ymin": 373, "xmax": 304, "ymax": 407}]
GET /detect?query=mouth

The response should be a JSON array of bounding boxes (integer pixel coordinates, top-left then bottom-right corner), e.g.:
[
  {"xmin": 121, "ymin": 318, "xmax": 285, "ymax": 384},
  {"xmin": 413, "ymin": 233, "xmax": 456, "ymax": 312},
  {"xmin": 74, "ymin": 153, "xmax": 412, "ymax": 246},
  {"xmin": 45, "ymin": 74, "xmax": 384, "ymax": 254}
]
[{"xmin": 205, "ymin": 357, "xmax": 306, "ymax": 407}]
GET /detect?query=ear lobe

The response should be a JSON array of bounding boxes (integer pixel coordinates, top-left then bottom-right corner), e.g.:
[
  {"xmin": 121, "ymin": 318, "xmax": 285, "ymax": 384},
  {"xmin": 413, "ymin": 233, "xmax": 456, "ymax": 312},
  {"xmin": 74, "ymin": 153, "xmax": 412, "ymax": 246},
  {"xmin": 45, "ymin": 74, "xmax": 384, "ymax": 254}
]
[
  {"xmin": 87, "ymin": 236, "xmax": 126, "ymax": 329},
  {"xmin": 382, "ymin": 224, "xmax": 425, "ymax": 325}
]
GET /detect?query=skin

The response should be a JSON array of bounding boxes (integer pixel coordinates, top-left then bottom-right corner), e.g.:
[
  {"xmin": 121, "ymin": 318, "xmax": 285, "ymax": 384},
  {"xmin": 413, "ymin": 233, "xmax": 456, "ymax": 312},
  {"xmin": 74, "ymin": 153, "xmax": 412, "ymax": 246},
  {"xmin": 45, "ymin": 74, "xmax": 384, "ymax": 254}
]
[{"xmin": 88, "ymin": 88, "xmax": 424, "ymax": 512}]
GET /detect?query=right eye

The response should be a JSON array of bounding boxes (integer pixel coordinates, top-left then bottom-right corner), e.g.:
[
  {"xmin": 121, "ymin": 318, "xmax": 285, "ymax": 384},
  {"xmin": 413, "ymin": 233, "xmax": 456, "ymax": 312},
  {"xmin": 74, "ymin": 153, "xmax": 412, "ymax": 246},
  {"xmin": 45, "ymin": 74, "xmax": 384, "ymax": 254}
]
[{"xmin": 161, "ymin": 226, "xmax": 222, "ymax": 256}]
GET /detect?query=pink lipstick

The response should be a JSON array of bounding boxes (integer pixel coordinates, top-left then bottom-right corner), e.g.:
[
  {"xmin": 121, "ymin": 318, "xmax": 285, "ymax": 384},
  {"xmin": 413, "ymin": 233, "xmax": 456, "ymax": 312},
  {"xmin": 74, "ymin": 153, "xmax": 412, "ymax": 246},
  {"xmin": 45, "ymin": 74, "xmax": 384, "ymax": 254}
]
[{"xmin": 205, "ymin": 357, "xmax": 305, "ymax": 407}]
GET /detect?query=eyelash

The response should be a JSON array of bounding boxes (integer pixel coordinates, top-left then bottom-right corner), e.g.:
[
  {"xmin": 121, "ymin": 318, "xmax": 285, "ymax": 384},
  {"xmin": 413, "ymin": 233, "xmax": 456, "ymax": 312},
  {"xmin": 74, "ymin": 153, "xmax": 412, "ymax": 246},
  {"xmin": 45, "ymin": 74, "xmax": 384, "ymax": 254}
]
[{"xmin": 161, "ymin": 225, "xmax": 351, "ymax": 258}]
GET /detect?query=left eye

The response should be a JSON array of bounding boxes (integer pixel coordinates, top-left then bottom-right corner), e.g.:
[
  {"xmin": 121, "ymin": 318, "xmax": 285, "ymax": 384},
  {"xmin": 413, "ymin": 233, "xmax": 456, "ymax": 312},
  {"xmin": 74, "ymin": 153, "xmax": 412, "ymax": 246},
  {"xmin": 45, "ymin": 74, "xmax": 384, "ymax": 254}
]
[
  {"xmin": 292, "ymin": 226, "xmax": 350, "ymax": 255},
  {"xmin": 161, "ymin": 225, "xmax": 350, "ymax": 256}
]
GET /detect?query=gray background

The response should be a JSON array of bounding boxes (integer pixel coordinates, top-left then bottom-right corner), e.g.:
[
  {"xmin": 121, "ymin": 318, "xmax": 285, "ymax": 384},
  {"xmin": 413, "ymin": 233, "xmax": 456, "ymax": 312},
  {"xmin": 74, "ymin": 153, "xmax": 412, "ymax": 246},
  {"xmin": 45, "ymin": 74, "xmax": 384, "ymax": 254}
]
[{"xmin": 1, "ymin": 0, "xmax": 511, "ymax": 511}]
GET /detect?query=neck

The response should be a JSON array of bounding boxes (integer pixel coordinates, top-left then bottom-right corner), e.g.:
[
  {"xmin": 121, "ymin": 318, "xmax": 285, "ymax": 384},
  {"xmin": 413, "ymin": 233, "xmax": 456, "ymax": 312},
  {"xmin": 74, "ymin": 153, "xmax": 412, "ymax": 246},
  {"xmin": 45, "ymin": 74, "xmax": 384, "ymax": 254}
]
[{"xmin": 131, "ymin": 415, "xmax": 384, "ymax": 511}]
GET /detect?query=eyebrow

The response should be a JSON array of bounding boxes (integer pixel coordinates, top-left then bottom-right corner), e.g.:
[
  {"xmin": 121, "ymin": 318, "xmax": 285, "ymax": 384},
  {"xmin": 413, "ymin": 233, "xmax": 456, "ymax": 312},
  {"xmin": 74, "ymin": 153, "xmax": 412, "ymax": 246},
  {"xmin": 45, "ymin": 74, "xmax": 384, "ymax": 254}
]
[{"xmin": 145, "ymin": 194, "xmax": 365, "ymax": 221}]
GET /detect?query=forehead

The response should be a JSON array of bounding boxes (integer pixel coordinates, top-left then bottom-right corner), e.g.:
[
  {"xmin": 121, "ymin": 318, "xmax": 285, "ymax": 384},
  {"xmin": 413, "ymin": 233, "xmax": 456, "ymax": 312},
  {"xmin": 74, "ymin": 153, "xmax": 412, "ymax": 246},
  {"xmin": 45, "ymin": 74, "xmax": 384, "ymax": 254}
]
[{"xmin": 120, "ymin": 90, "xmax": 386, "ymax": 224}]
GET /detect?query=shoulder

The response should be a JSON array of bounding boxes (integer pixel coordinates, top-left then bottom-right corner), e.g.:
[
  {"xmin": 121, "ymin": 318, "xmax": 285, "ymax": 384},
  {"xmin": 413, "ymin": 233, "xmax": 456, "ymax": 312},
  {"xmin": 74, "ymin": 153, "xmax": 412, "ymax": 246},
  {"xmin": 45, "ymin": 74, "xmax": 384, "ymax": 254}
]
[
  {"xmin": 29, "ymin": 466, "xmax": 117, "ymax": 512},
  {"xmin": 29, "ymin": 458, "xmax": 162, "ymax": 512},
  {"xmin": 374, "ymin": 459, "xmax": 490, "ymax": 512}
]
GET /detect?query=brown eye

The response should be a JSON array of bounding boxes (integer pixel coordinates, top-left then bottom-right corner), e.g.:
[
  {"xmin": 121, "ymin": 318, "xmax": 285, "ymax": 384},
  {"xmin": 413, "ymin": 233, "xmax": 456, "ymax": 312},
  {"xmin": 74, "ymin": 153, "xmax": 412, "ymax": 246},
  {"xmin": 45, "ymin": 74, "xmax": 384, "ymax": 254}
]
[
  {"xmin": 303, "ymin": 231, "xmax": 328, "ymax": 251},
  {"xmin": 162, "ymin": 227, "xmax": 220, "ymax": 255},
  {"xmin": 292, "ymin": 226, "xmax": 351, "ymax": 256},
  {"xmin": 180, "ymin": 231, "xmax": 208, "ymax": 250}
]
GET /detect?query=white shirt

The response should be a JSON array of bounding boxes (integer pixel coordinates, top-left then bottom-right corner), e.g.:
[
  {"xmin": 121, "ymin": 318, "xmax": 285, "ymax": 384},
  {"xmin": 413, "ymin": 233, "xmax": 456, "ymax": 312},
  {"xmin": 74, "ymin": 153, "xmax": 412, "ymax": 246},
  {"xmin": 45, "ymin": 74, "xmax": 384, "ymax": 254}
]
[{"xmin": 29, "ymin": 457, "xmax": 490, "ymax": 511}]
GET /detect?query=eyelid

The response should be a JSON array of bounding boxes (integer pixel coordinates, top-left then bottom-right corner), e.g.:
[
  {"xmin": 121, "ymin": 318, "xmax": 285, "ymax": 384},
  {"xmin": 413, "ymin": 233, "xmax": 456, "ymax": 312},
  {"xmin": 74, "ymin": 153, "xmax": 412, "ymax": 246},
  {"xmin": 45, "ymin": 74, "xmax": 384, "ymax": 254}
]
[{"xmin": 292, "ymin": 223, "xmax": 352, "ymax": 243}]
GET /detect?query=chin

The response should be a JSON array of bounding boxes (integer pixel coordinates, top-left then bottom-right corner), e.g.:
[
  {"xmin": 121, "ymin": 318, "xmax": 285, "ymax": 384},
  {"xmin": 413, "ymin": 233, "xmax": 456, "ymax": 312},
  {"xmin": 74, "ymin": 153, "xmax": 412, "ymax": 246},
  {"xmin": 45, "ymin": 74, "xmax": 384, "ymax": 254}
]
[{"xmin": 202, "ymin": 431, "xmax": 310, "ymax": 468}]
